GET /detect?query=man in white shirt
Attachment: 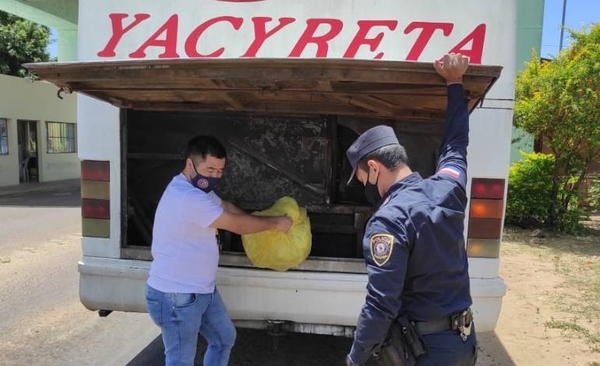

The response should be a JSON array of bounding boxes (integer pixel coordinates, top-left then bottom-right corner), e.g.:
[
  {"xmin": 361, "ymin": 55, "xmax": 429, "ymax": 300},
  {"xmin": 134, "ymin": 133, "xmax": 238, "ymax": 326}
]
[{"xmin": 146, "ymin": 135, "xmax": 292, "ymax": 366}]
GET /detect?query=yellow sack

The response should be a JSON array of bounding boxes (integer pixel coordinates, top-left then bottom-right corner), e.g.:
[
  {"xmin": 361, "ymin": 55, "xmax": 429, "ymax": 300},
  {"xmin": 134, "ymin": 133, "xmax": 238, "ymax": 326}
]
[{"xmin": 241, "ymin": 197, "xmax": 312, "ymax": 272}]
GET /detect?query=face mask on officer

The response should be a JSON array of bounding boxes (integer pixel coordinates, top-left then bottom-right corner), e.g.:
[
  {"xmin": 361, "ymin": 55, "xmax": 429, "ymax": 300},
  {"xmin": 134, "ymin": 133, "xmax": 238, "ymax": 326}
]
[
  {"xmin": 363, "ymin": 166, "xmax": 382, "ymax": 205},
  {"xmin": 190, "ymin": 160, "xmax": 220, "ymax": 193}
]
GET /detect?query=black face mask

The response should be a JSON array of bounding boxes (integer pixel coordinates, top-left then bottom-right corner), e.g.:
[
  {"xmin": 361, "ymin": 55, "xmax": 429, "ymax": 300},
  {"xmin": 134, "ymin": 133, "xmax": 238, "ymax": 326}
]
[{"xmin": 364, "ymin": 170, "xmax": 381, "ymax": 205}]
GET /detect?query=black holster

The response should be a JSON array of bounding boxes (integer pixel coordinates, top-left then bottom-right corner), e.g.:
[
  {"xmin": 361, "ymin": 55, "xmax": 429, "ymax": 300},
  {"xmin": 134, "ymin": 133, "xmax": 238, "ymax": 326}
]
[{"xmin": 373, "ymin": 315, "xmax": 428, "ymax": 366}]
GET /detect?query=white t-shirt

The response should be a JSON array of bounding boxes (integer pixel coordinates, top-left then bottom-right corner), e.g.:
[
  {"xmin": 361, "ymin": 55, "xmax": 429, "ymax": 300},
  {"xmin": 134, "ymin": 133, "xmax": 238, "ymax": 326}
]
[{"xmin": 147, "ymin": 174, "xmax": 224, "ymax": 294}]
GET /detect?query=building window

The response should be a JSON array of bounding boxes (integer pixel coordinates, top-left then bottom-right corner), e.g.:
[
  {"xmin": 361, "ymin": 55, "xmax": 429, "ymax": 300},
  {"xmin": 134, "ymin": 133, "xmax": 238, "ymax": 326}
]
[
  {"xmin": 0, "ymin": 119, "xmax": 8, "ymax": 155},
  {"xmin": 46, "ymin": 122, "xmax": 76, "ymax": 154}
]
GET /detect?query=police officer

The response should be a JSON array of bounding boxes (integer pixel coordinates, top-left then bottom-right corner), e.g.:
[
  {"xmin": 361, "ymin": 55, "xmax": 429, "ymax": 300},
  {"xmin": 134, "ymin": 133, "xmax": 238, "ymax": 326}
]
[{"xmin": 344, "ymin": 53, "xmax": 477, "ymax": 366}]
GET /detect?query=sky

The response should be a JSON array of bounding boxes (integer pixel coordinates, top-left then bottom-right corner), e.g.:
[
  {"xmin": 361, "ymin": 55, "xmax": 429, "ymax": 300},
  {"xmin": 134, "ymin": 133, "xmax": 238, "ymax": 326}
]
[
  {"xmin": 541, "ymin": 0, "xmax": 599, "ymax": 58},
  {"xmin": 46, "ymin": 0, "xmax": 599, "ymax": 59}
]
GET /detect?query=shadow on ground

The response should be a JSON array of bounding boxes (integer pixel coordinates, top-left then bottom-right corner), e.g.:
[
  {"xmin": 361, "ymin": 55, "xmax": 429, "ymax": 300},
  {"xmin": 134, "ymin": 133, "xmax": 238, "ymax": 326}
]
[
  {"xmin": 476, "ymin": 332, "xmax": 516, "ymax": 366},
  {"xmin": 127, "ymin": 328, "xmax": 354, "ymax": 366},
  {"xmin": 0, "ymin": 189, "xmax": 80, "ymax": 208},
  {"xmin": 126, "ymin": 329, "xmax": 515, "ymax": 366}
]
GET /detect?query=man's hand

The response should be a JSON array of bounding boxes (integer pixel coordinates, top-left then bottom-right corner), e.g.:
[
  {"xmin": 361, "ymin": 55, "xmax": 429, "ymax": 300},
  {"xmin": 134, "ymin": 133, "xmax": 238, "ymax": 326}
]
[
  {"xmin": 274, "ymin": 216, "xmax": 293, "ymax": 233},
  {"xmin": 434, "ymin": 53, "xmax": 469, "ymax": 85}
]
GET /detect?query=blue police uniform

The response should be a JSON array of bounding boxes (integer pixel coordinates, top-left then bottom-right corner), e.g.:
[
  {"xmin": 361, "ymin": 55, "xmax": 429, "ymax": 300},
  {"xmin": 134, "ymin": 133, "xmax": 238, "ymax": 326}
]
[{"xmin": 346, "ymin": 84, "xmax": 477, "ymax": 366}]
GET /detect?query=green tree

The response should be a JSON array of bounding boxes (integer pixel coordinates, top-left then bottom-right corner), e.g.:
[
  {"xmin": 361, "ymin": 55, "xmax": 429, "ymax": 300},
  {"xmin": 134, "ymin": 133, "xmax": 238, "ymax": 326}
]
[
  {"xmin": 514, "ymin": 23, "xmax": 600, "ymax": 230},
  {"xmin": 0, "ymin": 10, "xmax": 51, "ymax": 77}
]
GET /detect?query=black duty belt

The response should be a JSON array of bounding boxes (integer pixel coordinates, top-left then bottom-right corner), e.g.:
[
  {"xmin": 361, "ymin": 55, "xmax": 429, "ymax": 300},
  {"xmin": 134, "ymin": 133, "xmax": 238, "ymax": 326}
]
[
  {"xmin": 414, "ymin": 309, "xmax": 473, "ymax": 336},
  {"xmin": 414, "ymin": 317, "xmax": 453, "ymax": 335}
]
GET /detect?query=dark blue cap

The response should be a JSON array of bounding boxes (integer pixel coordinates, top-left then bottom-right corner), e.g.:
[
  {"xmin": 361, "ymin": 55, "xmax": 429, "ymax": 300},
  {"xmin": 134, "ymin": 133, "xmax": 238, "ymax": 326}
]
[{"xmin": 346, "ymin": 125, "xmax": 400, "ymax": 184}]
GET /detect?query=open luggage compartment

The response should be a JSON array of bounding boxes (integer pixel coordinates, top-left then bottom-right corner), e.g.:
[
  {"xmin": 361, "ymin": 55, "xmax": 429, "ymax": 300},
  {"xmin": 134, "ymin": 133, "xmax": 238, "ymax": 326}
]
[{"xmin": 24, "ymin": 58, "xmax": 502, "ymax": 273}]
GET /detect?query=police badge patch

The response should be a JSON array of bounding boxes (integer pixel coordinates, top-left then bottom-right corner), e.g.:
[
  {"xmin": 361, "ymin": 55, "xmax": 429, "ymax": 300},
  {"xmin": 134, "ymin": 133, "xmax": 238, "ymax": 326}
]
[{"xmin": 370, "ymin": 233, "xmax": 394, "ymax": 267}]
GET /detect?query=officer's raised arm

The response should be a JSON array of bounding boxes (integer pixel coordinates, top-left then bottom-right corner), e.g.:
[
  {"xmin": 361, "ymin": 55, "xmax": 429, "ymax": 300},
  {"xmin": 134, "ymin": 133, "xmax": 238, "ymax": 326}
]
[{"xmin": 433, "ymin": 53, "xmax": 470, "ymax": 189}]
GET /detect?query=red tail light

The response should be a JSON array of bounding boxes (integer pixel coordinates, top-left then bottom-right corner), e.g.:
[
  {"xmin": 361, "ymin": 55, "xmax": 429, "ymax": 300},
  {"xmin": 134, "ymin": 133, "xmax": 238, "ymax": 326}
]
[
  {"xmin": 81, "ymin": 160, "xmax": 111, "ymax": 238},
  {"xmin": 82, "ymin": 198, "xmax": 110, "ymax": 220},
  {"xmin": 81, "ymin": 160, "xmax": 110, "ymax": 181},
  {"xmin": 467, "ymin": 178, "xmax": 506, "ymax": 258},
  {"xmin": 471, "ymin": 178, "xmax": 505, "ymax": 199}
]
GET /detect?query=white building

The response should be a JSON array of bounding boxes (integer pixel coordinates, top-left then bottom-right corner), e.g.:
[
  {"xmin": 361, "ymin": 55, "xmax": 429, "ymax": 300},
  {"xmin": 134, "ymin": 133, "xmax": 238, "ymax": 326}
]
[{"xmin": 0, "ymin": 74, "xmax": 78, "ymax": 187}]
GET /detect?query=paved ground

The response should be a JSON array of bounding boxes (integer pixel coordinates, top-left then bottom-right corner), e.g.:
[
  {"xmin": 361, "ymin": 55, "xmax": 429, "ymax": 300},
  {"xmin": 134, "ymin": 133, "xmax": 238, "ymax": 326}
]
[{"xmin": 0, "ymin": 188, "xmax": 159, "ymax": 366}]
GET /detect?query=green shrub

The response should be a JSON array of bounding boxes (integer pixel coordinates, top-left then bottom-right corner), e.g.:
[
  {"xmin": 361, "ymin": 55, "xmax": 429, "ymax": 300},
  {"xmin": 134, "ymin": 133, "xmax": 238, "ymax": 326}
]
[
  {"xmin": 506, "ymin": 152, "xmax": 585, "ymax": 233},
  {"xmin": 506, "ymin": 152, "xmax": 555, "ymax": 227},
  {"xmin": 589, "ymin": 177, "xmax": 600, "ymax": 211},
  {"xmin": 556, "ymin": 205, "xmax": 587, "ymax": 234}
]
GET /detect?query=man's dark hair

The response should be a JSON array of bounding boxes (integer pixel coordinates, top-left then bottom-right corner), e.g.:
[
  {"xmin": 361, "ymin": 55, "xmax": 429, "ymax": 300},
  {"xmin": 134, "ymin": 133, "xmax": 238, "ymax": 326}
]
[
  {"xmin": 357, "ymin": 144, "xmax": 408, "ymax": 171},
  {"xmin": 184, "ymin": 135, "xmax": 227, "ymax": 161}
]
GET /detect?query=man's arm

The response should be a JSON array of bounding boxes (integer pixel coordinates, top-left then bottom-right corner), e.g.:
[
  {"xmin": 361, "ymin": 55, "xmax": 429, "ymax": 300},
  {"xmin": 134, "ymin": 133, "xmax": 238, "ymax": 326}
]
[
  {"xmin": 347, "ymin": 216, "xmax": 409, "ymax": 365},
  {"xmin": 222, "ymin": 201, "xmax": 246, "ymax": 215},
  {"xmin": 210, "ymin": 210, "xmax": 291, "ymax": 235},
  {"xmin": 218, "ymin": 201, "xmax": 293, "ymax": 234},
  {"xmin": 433, "ymin": 53, "xmax": 470, "ymax": 189},
  {"xmin": 183, "ymin": 190, "xmax": 292, "ymax": 235}
]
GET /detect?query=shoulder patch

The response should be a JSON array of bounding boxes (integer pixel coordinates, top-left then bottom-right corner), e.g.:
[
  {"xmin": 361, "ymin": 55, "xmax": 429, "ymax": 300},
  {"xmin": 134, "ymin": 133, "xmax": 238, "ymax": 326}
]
[
  {"xmin": 369, "ymin": 233, "xmax": 394, "ymax": 267},
  {"xmin": 438, "ymin": 166, "xmax": 461, "ymax": 179}
]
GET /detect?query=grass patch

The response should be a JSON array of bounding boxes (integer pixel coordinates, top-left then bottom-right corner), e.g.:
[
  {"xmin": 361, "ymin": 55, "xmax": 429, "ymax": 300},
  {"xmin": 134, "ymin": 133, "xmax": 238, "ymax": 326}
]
[
  {"xmin": 545, "ymin": 320, "xmax": 600, "ymax": 343},
  {"xmin": 544, "ymin": 306, "xmax": 600, "ymax": 350}
]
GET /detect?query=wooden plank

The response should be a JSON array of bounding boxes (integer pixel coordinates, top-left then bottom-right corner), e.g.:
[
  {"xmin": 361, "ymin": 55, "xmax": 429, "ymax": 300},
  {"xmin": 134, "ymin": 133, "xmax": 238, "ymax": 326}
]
[
  {"xmin": 23, "ymin": 58, "xmax": 502, "ymax": 122},
  {"xmin": 329, "ymin": 79, "xmax": 491, "ymax": 94},
  {"xmin": 205, "ymin": 80, "xmax": 246, "ymax": 110},
  {"xmin": 60, "ymin": 88, "xmax": 481, "ymax": 120},
  {"xmin": 25, "ymin": 57, "xmax": 503, "ymax": 78},
  {"xmin": 126, "ymin": 100, "xmax": 447, "ymax": 121},
  {"xmin": 60, "ymin": 79, "xmax": 489, "ymax": 100},
  {"xmin": 317, "ymin": 80, "xmax": 334, "ymax": 91},
  {"xmin": 92, "ymin": 90, "xmax": 450, "ymax": 110},
  {"xmin": 330, "ymin": 94, "xmax": 397, "ymax": 116},
  {"xmin": 59, "ymin": 88, "xmax": 465, "ymax": 102},
  {"xmin": 26, "ymin": 59, "xmax": 501, "ymax": 88}
]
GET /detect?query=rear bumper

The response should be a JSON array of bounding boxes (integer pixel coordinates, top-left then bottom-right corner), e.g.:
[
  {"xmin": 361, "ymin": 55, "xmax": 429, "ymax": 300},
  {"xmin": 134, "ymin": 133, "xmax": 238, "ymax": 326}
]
[
  {"xmin": 216, "ymin": 267, "xmax": 367, "ymax": 327},
  {"xmin": 78, "ymin": 256, "xmax": 367, "ymax": 326},
  {"xmin": 78, "ymin": 256, "xmax": 506, "ymax": 333}
]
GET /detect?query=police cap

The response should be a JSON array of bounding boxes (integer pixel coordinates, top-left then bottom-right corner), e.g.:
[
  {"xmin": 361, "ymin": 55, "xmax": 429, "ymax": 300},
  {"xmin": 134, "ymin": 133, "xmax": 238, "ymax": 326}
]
[{"xmin": 346, "ymin": 125, "xmax": 400, "ymax": 184}]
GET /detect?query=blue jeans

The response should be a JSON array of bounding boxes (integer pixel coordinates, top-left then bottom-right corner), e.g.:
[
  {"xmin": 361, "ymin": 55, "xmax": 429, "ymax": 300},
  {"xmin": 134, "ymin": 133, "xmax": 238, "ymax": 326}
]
[
  {"xmin": 145, "ymin": 284, "xmax": 237, "ymax": 366},
  {"xmin": 416, "ymin": 324, "xmax": 478, "ymax": 366}
]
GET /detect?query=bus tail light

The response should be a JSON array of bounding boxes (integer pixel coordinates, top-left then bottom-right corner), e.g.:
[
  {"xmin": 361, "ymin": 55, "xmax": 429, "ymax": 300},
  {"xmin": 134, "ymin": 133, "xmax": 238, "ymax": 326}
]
[
  {"xmin": 470, "ymin": 178, "xmax": 505, "ymax": 199},
  {"xmin": 82, "ymin": 199, "xmax": 110, "ymax": 219},
  {"xmin": 81, "ymin": 160, "xmax": 110, "ymax": 182},
  {"xmin": 81, "ymin": 160, "xmax": 110, "ymax": 238},
  {"xmin": 466, "ymin": 178, "xmax": 505, "ymax": 258}
]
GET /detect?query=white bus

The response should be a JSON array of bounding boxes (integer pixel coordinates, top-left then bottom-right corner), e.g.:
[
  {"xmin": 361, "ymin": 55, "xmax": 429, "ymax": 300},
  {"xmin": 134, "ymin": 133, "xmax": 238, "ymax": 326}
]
[{"xmin": 26, "ymin": 0, "xmax": 515, "ymax": 336}]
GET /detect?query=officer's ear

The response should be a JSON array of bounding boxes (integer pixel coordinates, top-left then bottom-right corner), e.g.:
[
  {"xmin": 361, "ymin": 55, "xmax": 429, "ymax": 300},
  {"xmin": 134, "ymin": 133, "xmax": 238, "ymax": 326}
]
[{"xmin": 366, "ymin": 159, "xmax": 380, "ymax": 174}]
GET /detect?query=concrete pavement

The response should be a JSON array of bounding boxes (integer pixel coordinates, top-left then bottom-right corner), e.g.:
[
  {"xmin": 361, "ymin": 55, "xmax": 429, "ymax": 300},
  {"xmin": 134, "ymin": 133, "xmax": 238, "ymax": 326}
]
[{"xmin": 0, "ymin": 189, "xmax": 160, "ymax": 366}]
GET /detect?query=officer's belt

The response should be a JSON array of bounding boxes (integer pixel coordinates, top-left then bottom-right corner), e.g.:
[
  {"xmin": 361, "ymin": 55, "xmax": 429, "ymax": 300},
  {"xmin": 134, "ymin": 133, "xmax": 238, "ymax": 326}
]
[
  {"xmin": 414, "ymin": 311, "xmax": 473, "ymax": 335},
  {"xmin": 414, "ymin": 317, "xmax": 452, "ymax": 335}
]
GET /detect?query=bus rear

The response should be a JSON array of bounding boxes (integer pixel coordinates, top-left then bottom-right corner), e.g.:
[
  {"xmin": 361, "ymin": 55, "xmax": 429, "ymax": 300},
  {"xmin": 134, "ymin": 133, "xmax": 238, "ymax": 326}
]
[{"xmin": 26, "ymin": 0, "xmax": 516, "ymax": 335}]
